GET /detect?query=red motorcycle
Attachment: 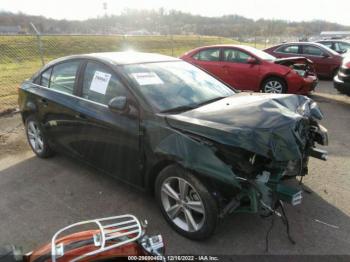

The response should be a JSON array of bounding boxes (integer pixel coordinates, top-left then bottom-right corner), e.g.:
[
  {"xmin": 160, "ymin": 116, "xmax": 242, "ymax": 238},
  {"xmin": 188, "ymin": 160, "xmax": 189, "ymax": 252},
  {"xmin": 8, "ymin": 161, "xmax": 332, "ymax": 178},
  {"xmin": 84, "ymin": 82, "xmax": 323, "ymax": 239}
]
[{"xmin": 1, "ymin": 214, "xmax": 165, "ymax": 262}]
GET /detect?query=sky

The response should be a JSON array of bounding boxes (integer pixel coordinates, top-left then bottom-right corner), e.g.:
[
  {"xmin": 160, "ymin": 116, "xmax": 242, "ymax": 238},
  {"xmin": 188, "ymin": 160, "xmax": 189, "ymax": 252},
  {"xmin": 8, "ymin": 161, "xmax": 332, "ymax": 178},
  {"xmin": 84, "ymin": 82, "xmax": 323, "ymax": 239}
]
[{"xmin": 1, "ymin": 0, "xmax": 350, "ymax": 26}]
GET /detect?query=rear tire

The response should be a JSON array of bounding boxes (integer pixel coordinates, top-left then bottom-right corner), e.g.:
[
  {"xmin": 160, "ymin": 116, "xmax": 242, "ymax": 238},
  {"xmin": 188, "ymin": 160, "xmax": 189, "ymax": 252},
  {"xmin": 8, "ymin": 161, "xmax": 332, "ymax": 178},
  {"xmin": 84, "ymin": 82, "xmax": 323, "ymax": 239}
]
[
  {"xmin": 25, "ymin": 115, "xmax": 54, "ymax": 158},
  {"xmin": 261, "ymin": 77, "xmax": 287, "ymax": 94},
  {"xmin": 155, "ymin": 164, "xmax": 218, "ymax": 240}
]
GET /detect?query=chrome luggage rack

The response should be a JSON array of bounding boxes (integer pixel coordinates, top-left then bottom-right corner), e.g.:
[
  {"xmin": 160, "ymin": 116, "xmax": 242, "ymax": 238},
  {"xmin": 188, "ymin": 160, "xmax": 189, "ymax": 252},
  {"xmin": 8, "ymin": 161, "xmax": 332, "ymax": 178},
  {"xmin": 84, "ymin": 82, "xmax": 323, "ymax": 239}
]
[{"xmin": 51, "ymin": 214, "xmax": 142, "ymax": 262}]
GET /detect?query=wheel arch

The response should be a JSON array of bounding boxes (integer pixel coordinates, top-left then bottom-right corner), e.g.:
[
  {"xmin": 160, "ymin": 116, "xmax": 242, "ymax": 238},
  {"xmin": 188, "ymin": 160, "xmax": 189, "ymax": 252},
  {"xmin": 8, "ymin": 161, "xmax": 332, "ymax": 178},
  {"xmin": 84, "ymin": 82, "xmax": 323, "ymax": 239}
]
[
  {"xmin": 260, "ymin": 74, "xmax": 288, "ymax": 92},
  {"xmin": 20, "ymin": 101, "xmax": 38, "ymax": 123},
  {"xmin": 146, "ymin": 159, "xmax": 176, "ymax": 193},
  {"xmin": 145, "ymin": 130, "xmax": 242, "ymax": 201}
]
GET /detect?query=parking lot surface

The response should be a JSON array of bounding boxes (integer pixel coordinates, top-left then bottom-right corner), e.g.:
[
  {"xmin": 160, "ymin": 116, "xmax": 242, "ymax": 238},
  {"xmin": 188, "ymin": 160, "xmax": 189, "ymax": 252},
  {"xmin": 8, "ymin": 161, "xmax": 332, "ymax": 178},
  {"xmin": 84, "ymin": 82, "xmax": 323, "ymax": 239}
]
[{"xmin": 0, "ymin": 80, "xmax": 349, "ymax": 255}]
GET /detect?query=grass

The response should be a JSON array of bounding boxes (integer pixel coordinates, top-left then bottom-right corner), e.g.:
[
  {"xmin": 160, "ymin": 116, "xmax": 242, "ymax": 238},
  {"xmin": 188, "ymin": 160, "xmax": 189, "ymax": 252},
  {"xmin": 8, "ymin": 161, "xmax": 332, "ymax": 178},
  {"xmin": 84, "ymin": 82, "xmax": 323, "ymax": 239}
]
[{"xmin": 0, "ymin": 34, "xmax": 242, "ymax": 112}]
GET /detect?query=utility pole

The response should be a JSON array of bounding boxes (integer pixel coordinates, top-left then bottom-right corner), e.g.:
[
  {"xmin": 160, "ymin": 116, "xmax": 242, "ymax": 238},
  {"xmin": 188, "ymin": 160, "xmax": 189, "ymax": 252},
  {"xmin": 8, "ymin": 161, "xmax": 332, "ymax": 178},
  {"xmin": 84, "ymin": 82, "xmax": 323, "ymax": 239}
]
[
  {"xmin": 103, "ymin": 2, "xmax": 108, "ymax": 34},
  {"xmin": 103, "ymin": 2, "xmax": 108, "ymax": 17}
]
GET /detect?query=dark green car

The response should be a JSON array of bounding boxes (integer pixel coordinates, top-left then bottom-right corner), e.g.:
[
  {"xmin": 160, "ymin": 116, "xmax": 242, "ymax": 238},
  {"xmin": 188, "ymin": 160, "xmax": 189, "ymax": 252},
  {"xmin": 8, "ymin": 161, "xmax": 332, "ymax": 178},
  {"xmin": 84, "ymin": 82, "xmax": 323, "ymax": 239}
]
[{"xmin": 18, "ymin": 52, "xmax": 328, "ymax": 240}]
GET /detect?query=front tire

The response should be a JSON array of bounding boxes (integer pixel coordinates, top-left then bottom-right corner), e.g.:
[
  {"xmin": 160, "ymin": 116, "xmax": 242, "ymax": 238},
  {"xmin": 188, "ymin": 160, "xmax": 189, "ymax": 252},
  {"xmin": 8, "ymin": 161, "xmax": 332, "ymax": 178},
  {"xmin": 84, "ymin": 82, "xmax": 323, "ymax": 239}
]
[
  {"xmin": 155, "ymin": 165, "xmax": 218, "ymax": 240},
  {"xmin": 25, "ymin": 115, "xmax": 54, "ymax": 158},
  {"xmin": 261, "ymin": 77, "xmax": 287, "ymax": 94}
]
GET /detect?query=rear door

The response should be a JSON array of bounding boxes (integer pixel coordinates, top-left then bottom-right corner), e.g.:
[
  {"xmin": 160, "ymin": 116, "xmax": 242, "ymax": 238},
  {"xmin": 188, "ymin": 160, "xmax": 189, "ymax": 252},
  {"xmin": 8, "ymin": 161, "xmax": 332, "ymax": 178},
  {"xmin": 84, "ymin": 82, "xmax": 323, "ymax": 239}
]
[
  {"xmin": 219, "ymin": 48, "xmax": 261, "ymax": 91},
  {"xmin": 35, "ymin": 59, "xmax": 84, "ymax": 156},
  {"xmin": 188, "ymin": 48, "xmax": 227, "ymax": 81},
  {"xmin": 71, "ymin": 60, "xmax": 141, "ymax": 184}
]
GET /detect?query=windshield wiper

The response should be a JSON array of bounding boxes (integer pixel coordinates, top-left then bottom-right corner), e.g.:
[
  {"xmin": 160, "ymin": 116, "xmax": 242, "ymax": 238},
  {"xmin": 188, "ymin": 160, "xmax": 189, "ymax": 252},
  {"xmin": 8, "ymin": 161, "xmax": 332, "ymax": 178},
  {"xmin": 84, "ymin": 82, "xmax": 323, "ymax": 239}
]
[
  {"xmin": 195, "ymin": 96, "xmax": 226, "ymax": 107},
  {"xmin": 161, "ymin": 97, "xmax": 227, "ymax": 114},
  {"xmin": 161, "ymin": 105, "xmax": 196, "ymax": 114}
]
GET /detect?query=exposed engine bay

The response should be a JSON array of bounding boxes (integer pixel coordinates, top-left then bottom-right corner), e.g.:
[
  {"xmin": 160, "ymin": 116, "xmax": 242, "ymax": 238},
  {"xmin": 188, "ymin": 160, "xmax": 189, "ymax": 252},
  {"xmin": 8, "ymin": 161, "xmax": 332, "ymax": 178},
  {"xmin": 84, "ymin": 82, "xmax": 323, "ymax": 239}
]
[{"xmin": 274, "ymin": 56, "xmax": 316, "ymax": 77}]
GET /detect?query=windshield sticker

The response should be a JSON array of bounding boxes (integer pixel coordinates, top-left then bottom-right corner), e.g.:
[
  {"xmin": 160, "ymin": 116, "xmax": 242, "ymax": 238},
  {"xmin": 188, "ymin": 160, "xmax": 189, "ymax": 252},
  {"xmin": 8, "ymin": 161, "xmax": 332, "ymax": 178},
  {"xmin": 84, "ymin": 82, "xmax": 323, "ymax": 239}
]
[
  {"xmin": 90, "ymin": 71, "xmax": 112, "ymax": 94},
  {"xmin": 131, "ymin": 72, "xmax": 164, "ymax": 86}
]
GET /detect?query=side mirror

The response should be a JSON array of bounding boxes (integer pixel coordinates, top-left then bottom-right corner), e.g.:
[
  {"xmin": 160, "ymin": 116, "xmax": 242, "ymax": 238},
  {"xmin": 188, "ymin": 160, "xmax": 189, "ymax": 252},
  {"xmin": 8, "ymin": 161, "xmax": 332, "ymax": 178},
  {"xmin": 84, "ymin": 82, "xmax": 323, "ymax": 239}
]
[
  {"xmin": 322, "ymin": 53, "xmax": 330, "ymax": 58},
  {"xmin": 108, "ymin": 96, "xmax": 128, "ymax": 111},
  {"xmin": 247, "ymin": 57, "xmax": 258, "ymax": 64}
]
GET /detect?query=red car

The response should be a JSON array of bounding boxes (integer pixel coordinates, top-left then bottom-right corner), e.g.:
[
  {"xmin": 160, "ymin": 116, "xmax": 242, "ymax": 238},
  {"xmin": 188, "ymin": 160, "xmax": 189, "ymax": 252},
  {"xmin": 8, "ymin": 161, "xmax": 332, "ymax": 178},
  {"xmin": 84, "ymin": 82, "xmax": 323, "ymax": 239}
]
[
  {"xmin": 264, "ymin": 42, "xmax": 343, "ymax": 78},
  {"xmin": 334, "ymin": 56, "xmax": 350, "ymax": 95},
  {"xmin": 181, "ymin": 45, "xmax": 317, "ymax": 94}
]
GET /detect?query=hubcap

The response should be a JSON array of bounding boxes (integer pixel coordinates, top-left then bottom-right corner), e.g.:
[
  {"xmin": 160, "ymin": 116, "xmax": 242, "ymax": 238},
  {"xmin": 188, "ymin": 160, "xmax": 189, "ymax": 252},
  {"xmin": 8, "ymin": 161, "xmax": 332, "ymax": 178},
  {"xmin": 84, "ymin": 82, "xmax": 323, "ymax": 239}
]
[
  {"xmin": 264, "ymin": 80, "xmax": 283, "ymax": 93},
  {"xmin": 161, "ymin": 177, "xmax": 205, "ymax": 232},
  {"xmin": 27, "ymin": 121, "xmax": 44, "ymax": 154}
]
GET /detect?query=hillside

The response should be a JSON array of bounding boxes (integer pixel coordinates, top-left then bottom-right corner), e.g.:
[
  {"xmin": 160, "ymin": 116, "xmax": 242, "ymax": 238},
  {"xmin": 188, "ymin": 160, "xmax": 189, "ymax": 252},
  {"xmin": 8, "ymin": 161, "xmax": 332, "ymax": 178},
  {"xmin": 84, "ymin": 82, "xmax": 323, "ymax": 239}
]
[{"xmin": 1, "ymin": 9, "xmax": 350, "ymax": 38}]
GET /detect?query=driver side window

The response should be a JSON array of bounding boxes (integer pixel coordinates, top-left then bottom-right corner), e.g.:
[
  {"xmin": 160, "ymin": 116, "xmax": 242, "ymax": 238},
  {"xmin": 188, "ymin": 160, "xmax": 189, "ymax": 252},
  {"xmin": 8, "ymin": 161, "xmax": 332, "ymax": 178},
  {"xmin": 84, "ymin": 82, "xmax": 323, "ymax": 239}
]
[
  {"xmin": 302, "ymin": 45, "xmax": 324, "ymax": 56},
  {"xmin": 82, "ymin": 61, "xmax": 128, "ymax": 105},
  {"xmin": 223, "ymin": 48, "xmax": 253, "ymax": 63}
]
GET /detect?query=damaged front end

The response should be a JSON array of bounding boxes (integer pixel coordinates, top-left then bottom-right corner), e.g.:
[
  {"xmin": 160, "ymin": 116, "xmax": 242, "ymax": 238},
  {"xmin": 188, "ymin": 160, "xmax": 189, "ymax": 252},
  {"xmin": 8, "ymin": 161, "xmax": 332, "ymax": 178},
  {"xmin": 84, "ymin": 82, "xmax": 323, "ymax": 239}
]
[
  {"xmin": 163, "ymin": 93, "xmax": 328, "ymax": 217},
  {"xmin": 212, "ymin": 101, "xmax": 328, "ymax": 217},
  {"xmin": 274, "ymin": 56, "xmax": 316, "ymax": 78}
]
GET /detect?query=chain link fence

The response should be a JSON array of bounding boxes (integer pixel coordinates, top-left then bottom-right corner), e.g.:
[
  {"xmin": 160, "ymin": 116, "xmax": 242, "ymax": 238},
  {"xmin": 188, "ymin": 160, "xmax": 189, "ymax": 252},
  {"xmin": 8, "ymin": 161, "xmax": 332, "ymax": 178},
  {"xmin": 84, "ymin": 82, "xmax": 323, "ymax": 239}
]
[
  {"xmin": 0, "ymin": 34, "xmax": 291, "ymax": 114},
  {"xmin": 0, "ymin": 34, "xmax": 236, "ymax": 114}
]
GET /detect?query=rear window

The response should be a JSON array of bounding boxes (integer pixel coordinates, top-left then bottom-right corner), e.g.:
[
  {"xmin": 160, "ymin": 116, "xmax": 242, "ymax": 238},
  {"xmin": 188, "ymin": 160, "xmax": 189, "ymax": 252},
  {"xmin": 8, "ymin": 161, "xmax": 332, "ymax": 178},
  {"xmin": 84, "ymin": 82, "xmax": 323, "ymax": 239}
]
[
  {"xmin": 276, "ymin": 45, "xmax": 300, "ymax": 54},
  {"xmin": 40, "ymin": 68, "xmax": 52, "ymax": 87},
  {"xmin": 193, "ymin": 48, "xmax": 220, "ymax": 61},
  {"xmin": 50, "ymin": 61, "xmax": 80, "ymax": 94}
]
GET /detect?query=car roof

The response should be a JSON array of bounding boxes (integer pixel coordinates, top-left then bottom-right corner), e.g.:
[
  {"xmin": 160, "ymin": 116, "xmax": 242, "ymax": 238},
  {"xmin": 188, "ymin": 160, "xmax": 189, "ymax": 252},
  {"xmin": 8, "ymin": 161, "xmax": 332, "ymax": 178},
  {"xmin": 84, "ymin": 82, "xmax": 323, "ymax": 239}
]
[
  {"xmin": 183, "ymin": 44, "xmax": 263, "ymax": 56},
  {"xmin": 48, "ymin": 52, "xmax": 180, "ymax": 66},
  {"xmin": 269, "ymin": 42, "xmax": 340, "ymax": 55},
  {"xmin": 190, "ymin": 44, "xmax": 256, "ymax": 51},
  {"xmin": 277, "ymin": 42, "xmax": 327, "ymax": 47}
]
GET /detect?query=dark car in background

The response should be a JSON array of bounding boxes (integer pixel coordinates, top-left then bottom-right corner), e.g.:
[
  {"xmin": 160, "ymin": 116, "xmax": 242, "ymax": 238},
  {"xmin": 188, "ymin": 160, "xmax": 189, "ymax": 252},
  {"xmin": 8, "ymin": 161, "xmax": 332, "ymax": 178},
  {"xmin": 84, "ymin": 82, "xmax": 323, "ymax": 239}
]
[
  {"xmin": 181, "ymin": 45, "xmax": 317, "ymax": 94},
  {"xmin": 18, "ymin": 52, "xmax": 328, "ymax": 240},
  {"xmin": 334, "ymin": 56, "xmax": 350, "ymax": 95},
  {"xmin": 316, "ymin": 40, "xmax": 350, "ymax": 54},
  {"xmin": 264, "ymin": 42, "xmax": 343, "ymax": 78}
]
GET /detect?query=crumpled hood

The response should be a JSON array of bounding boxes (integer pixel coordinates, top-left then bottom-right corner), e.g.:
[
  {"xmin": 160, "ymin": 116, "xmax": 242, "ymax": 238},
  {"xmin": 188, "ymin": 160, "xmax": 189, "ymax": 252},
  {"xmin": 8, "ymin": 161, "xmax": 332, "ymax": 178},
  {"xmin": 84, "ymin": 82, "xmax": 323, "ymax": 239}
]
[
  {"xmin": 164, "ymin": 93, "xmax": 322, "ymax": 161},
  {"xmin": 273, "ymin": 56, "xmax": 313, "ymax": 65}
]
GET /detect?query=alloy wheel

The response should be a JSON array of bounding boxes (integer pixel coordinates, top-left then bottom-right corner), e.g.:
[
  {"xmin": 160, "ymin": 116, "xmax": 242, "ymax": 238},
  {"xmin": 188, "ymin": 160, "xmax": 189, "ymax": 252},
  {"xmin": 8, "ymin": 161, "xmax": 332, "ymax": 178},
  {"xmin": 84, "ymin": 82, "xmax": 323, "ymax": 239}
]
[
  {"xmin": 160, "ymin": 177, "xmax": 205, "ymax": 232},
  {"xmin": 27, "ymin": 121, "xmax": 44, "ymax": 154},
  {"xmin": 264, "ymin": 80, "xmax": 283, "ymax": 93}
]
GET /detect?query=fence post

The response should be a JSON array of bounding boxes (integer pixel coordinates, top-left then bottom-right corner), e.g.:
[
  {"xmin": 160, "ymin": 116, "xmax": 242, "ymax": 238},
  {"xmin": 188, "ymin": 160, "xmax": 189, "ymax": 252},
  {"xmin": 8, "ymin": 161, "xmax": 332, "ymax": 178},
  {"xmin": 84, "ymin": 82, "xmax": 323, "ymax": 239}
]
[
  {"xmin": 30, "ymin": 23, "xmax": 45, "ymax": 66},
  {"xmin": 171, "ymin": 34, "xmax": 174, "ymax": 56}
]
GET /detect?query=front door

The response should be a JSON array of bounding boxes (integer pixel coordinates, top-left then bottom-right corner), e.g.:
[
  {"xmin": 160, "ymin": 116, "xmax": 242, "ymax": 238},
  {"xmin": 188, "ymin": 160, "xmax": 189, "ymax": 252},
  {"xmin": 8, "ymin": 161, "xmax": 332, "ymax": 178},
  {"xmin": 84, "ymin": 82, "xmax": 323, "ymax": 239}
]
[
  {"xmin": 219, "ymin": 48, "xmax": 261, "ymax": 91},
  {"xmin": 301, "ymin": 45, "xmax": 332, "ymax": 77},
  {"xmin": 72, "ymin": 60, "xmax": 141, "ymax": 184}
]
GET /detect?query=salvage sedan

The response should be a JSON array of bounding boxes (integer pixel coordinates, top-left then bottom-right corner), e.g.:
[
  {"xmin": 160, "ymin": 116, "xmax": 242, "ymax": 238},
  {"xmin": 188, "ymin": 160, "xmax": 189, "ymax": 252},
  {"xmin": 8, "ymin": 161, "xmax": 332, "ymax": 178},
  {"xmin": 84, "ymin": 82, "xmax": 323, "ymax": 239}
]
[
  {"xmin": 18, "ymin": 52, "xmax": 328, "ymax": 240},
  {"xmin": 181, "ymin": 45, "xmax": 318, "ymax": 94},
  {"xmin": 264, "ymin": 42, "xmax": 343, "ymax": 78}
]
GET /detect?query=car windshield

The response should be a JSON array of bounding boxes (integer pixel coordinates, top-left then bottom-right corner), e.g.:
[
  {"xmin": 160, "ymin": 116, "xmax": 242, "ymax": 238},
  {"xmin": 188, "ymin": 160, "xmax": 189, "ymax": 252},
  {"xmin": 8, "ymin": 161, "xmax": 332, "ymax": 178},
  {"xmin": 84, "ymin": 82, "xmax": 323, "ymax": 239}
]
[{"xmin": 123, "ymin": 61, "xmax": 235, "ymax": 112}]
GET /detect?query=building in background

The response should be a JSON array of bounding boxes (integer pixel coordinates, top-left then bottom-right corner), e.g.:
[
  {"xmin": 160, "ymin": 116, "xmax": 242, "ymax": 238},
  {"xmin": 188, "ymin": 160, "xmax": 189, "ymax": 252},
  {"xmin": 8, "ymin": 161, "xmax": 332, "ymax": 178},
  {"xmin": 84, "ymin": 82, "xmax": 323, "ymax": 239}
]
[
  {"xmin": 320, "ymin": 31, "xmax": 350, "ymax": 39},
  {"xmin": 0, "ymin": 25, "xmax": 25, "ymax": 35}
]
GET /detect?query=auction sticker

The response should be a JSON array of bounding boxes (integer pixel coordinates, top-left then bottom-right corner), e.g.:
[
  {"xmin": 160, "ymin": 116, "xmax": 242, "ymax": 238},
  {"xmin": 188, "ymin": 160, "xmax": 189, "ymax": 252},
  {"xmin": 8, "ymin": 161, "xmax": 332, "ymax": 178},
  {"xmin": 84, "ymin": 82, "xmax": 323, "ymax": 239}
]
[
  {"xmin": 90, "ymin": 71, "xmax": 112, "ymax": 94},
  {"xmin": 131, "ymin": 72, "xmax": 164, "ymax": 86}
]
